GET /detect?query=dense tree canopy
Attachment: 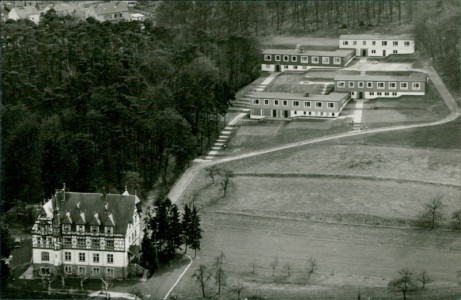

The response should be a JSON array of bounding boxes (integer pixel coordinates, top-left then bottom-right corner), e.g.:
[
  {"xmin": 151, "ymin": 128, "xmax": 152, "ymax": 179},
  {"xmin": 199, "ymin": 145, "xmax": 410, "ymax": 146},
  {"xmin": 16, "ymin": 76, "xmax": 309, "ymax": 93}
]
[{"xmin": 1, "ymin": 9, "xmax": 261, "ymax": 209}]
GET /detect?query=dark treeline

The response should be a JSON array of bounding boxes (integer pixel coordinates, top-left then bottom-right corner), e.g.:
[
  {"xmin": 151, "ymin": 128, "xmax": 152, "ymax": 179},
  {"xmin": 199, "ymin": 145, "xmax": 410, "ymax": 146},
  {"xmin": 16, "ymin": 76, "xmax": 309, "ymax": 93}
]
[{"xmin": 1, "ymin": 8, "xmax": 261, "ymax": 209}]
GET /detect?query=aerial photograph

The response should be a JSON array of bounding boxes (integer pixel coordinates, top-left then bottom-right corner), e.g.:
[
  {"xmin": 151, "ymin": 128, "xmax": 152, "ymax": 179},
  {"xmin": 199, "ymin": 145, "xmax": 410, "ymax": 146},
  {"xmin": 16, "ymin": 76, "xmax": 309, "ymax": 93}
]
[{"xmin": 1, "ymin": 0, "xmax": 460, "ymax": 299}]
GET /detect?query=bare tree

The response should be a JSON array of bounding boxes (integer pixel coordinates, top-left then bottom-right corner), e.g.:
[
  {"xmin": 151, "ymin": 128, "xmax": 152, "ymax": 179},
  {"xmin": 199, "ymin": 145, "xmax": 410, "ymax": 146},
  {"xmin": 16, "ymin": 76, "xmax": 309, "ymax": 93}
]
[
  {"xmin": 214, "ymin": 264, "xmax": 227, "ymax": 295},
  {"xmin": 418, "ymin": 195, "xmax": 445, "ymax": 229},
  {"xmin": 305, "ymin": 257, "xmax": 318, "ymax": 280},
  {"xmin": 451, "ymin": 209, "xmax": 461, "ymax": 230},
  {"xmin": 269, "ymin": 256, "xmax": 279, "ymax": 276},
  {"xmin": 249, "ymin": 260, "xmax": 262, "ymax": 274},
  {"xmin": 283, "ymin": 262, "xmax": 292, "ymax": 277},
  {"xmin": 416, "ymin": 271, "xmax": 430, "ymax": 289},
  {"xmin": 230, "ymin": 281, "xmax": 245, "ymax": 300},
  {"xmin": 220, "ymin": 170, "xmax": 233, "ymax": 197},
  {"xmin": 192, "ymin": 265, "xmax": 211, "ymax": 298},
  {"xmin": 388, "ymin": 268, "xmax": 418, "ymax": 300},
  {"xmin": 205, "ymin": 166, "xmax": 219, "ymax": 185}
]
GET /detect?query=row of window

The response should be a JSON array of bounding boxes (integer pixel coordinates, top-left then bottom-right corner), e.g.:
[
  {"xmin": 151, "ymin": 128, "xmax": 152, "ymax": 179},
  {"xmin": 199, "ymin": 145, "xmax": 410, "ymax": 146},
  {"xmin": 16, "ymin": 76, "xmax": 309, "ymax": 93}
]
[
  {"xmin": 40, "ymin": 266, "xmax": 114, "ymax": 277},
  {"xmin": 342, "ymin": 40, "xmax": 411, "ymax": 46},
  {"xmin": 337, "ymin": 81, "xmax": 420, "ymax": 90},
  {"xmin": 370, "ymin": 50, "xmax": 399, "ymax": 54},
  {"xmin": 41, "ymin": 251, "xmax": 114, "ymax": 264},
  {"xmin": 63, "ymin": 236, "xmax": 115, "ymax": 249},
  {"xmin": 252, "ymin": 99, "xmax": 335, "ymax": 109},
  {"xmin": 369, "ymin": 92, "xmax": 398, "ymax": 96},
  {"xmin": 63, "ymin": 224, "xmax": 113, "ymax": 234},
  {"xmin": 264, "ymin": 54, "xmax": 342, "ymax": 65},
  {"xmin": 253, "ymin": 109, "xmax": 337, "ymax": 117}
]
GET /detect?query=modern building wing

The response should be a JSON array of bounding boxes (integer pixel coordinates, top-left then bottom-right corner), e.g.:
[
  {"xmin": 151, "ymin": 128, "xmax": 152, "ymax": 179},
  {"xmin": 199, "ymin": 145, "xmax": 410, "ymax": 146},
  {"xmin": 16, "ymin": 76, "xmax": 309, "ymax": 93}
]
[{"xmin": 339, "ymin": 34, "xmax": 415, "ymax": 57}]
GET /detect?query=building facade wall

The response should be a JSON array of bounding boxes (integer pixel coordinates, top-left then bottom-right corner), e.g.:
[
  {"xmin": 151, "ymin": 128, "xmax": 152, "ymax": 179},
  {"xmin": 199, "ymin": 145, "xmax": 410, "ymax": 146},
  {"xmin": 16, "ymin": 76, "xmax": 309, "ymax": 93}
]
[
  {"xmin": 250, "ymin": 96, "xmax": 350, "ymax": 119},
  {"xmin": 339, "ymin": 39, "xmax": 415, "ymax": 57},
  {"xmin": 335, "ymin": 78, "xmax": 426, "ymax": 98}
]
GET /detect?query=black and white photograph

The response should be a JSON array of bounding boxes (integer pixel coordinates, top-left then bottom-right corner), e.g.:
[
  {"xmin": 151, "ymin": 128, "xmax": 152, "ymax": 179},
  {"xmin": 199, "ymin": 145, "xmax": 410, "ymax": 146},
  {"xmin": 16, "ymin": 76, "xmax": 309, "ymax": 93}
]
[{"xmin": 1, "ymin": 1, "xmax": 460, "ymax": 299}]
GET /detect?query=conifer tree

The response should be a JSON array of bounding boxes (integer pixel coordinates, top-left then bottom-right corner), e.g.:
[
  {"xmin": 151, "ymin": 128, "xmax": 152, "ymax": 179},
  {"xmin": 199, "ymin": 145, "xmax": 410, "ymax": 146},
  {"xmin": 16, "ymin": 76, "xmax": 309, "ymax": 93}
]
[
  {"xmin": 182, "ymin": 203, "xmax": 192, "ymax": 253},
  {"xmin": 190, "ymin": 205, "xmax": 202, "ymax": 258}
]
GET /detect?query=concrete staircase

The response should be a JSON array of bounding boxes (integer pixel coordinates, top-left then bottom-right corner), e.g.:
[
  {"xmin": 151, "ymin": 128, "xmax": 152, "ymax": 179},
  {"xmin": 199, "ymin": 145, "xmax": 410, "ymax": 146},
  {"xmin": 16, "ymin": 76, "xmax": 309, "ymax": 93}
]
[{"xmin": 203, "ymin": 125, "xmax": 236, "ymax": 160}]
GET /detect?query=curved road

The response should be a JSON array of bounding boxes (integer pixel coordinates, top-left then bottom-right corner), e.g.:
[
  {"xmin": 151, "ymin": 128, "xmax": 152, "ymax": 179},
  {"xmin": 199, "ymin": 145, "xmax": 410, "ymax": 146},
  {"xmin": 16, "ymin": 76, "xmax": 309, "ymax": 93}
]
[{"xmin": 159, "ymin": 65, "xmax": 459, "ymax": 299}]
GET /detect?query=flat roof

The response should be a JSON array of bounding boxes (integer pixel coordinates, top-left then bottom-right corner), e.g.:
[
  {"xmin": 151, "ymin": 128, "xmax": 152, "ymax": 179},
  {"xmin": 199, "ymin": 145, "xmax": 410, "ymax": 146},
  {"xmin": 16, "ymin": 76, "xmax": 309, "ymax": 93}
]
[
  {"xmin": 263, "ymin": 48, "xmax": 355, "ymax": 57},
  {"xmin": 335, "ymin": 72, "xmax": 426, "ymax": 82},
  {"xmin": 251, "ymin": 92, "xmax": 349, "ymax": 102},
  {"xmin": 339, "ymin": 34, "xmax": 414, "ymax": 40}
]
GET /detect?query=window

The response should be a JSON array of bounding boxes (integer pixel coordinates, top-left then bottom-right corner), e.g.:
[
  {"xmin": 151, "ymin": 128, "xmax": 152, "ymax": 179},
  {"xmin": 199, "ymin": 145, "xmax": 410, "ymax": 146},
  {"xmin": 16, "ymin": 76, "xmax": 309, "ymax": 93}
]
[
  {"xmin": 412, "ymin": 82, "xmax": 421, "ymax": 90},
  {"xmin": 91, "ymin": 238, "xmax": 100, "ymax": 249},
  {"xmin": 322, "ymin": 57, "xmax": 330, "ymax": 64},
  {"xmin": 64, "ymin": 237, "xmax": 72, "ymax": 246},
  {"xmin": 93, "ymin": 253, "xmax": 100, "ymax": 263},
  {"xmin": 92, "ymin": 268, "xmax": 100, "ymax": 276},
  {"xmin": 382, "ymin": 41, "xmax": 387, "ymax": 46},
  {"xmin": 327, "ymin": 103, "xmax": 335, "ymax": 109},
  {"xmin": 371, "ymin": 50, "xmax": 376, "ymax": 54},
  {"xmin": 337, "ymin": 81, "xmax": 345, "ymax": 88},
  {"xmin": 358, "ymin": 82, "xmax": 364, "ymax": 88},
  {"xmin": 291, "ymin": 56, "xmax": 297, "ymax": 62},
  {"xmin": 343, "ymin": 41, "xmax": 348, "ymax": 45},
  {"xmin": 301, "ymin": 56, "xmax": 308, "ymax": 63},
  {"xmin": 78, "ymin": 267, "xmax": 86, "ymax": 275},
  {"xmin": 316, "ymin": 102, "xmax": 322, "ymax": 108},
  {"xmin": 333, "ymin": 57, "xmax": 341, "ymax": 65},
  {"xmin": 41, "ymin": 252, "xmax": 49, "ymax": 262},
  {"xmin": 293, "ymin": 65, "xmax": 298, "ymax": 70},
  {"xmin": 385, "ymin": 92, "xmax": 389, "ymax": 96},
  {"xmin": 400, "ymin": 82, "xmax": 408, "ymax": 89},
  {"xmin": 106, "ymin": 239, "xmax": 114, "ymax": 249},
  {"xmin": 348, "ymin": 81, "xmax": 355, "ymax": 88},
  {"xmin": 294, "ymin": 111, "xmax": 297, "ymax": 115},
  {"xmin": 372, "ymin": 41, "xmax": 376, "ymax": 45},
  {"xmin": 312, "ymin": 56, "xmax": 319, "ymax": 64},
  {"xmin": 304, "ymin": 101, "xmax": 311, "ymax": 107},
  {"xmin": 393, "ymin": 50, "xmax": 398, "ymax": 54},
  {"xmin": 393, "ymin": 41, "xmax": 398, "ymax": 46},
  {"xmin": 377, "ymin": 92, "xmax": 382, "ymax": 96},
  {"xmin": 389, "ymin": 82, "xmax": 396, "ymax": 89},
  {"xmin": 76, "ymin": 225, "xmax": 85, "ymax": 233},
  {"xmin": 293, "ymin": 101, "xmax": 300, "ymax": 107},
  {"xmin": 77, "ymin": 237, "xmax": 86, "ymax": 248},
  {"xmin": 392, "ymin": 92, "xmax": 397, "ymax": 96},
  {"xmin": 284, "ymin": 65, "xmax": 288, "ymax": 69},
  {"xmin": 370, "ymin": 92, "xmax": 374, "ymax": 95},
  {"xmin": 91, "ymin": 226, "xmax": 99, "ymax": 234},
  {"xmin": 264, "ymin": 99, "xmax": 269, "ymax": 105},
  {"xmin": 64, "ymin": 266, "xmax": 72, "ymax": 274},
  {"xmin": 275, "ymin": 55, "xmax": 281, "ymax": 61},
  {"xmin": 79, "ymin": 252, "xmax": 86, "ymax": 262},
  {"xmin": 377, "ymin": 82, "xmax": 385, "ymax": 89},
  {"xmin": 264, "ymin": 54, "xmax": 271, "ymax": 61},
  {"xmin": 283, "ymin": 55, "xmax": 289, "ymax": 62},
  {"xmin": 353, "ymin": 41, "xmax": 357, "ymax": 45},
  {"xmin": 282, "ymin": 100, "xmax": 288, "ymax": 106},
  {"xmin": 40, "ymin": 267, "xmax": 50, "ymax": 275},
  {"xmin": 404, "ymin": 41, "xmax": 410, "ymax": 46},
  {"xmin": 332, "ymin": 113, "xmax": 335, "ymax": 117},
  {"xmin": 308, "ymin": 112, "xmax": 312, "ymax": 116},
  {"xmin": 107, "ymin": 254, "xmax": 114, "ymax": 264},
  {"xmin": 62, "ymin": 224, "xmax": 71, "ymax": 232},
  {"xmin": 253, "ymin": 99, "xmax": 259, "ymax": 105},
  {"xmin": 362, "ymin": 41, "xmax": 366, "ymax": 45},
  {"xmin": 367, "ymin": 82, "xmax": 373, "ymax": 88},
  {"xmin": 274, "ymin": 100, "xmax": 279, "ymax": 106},
  {"xmin": 65, "ymin": 252, "xmax": 71, "ymax": 261},
  {"xmin": 105, "ymin": 226, "xmax": 113, "ymax": 234},
  {"xmin": 106, "ymin": 268, "xmax": 114, "ymax": 277}
]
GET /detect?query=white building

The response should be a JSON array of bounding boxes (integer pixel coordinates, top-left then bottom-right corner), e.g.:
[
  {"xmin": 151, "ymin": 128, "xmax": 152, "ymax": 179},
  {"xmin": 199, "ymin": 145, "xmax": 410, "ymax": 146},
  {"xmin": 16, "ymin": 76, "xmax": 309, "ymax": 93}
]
[
  {"xmin": 7, "ymin": 5, "xmax": 41, "ymax": 24},
  {"xmin": 339, "ymin": 34, "xmax": 415, "ymax": 57},
  {"xmin": 31, "ymin": 186, "xmax": 142, "ymax": 279}
]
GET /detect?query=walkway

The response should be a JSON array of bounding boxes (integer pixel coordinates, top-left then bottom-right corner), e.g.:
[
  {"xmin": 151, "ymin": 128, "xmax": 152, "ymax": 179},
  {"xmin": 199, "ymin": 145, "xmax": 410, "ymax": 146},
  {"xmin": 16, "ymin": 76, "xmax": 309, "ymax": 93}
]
[{"xmin": 352, "ymin": 100, "xmax": 364, "ymax": 132}]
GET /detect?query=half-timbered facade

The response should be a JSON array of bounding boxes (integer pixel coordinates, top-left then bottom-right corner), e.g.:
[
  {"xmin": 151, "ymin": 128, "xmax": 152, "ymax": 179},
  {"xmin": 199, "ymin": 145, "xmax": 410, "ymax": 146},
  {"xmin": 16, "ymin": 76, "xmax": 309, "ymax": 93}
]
[
  {"xmin": 339, "ymin": 34, "xmax": 415, "ymax": 57},
  {"xmin": 334, "ymin": 72, "xmax": 427, "ymax": 99},
  {"xmin": 250, "ymin": 92, "xmax": 350, "ymax": 119},
  {"xmin": 262, "ymin": 48, "xmax": 355, "ymax": 72},
  {"xmin": 32, "ymin": 187, "xmax": 142, "ymax": 279}
]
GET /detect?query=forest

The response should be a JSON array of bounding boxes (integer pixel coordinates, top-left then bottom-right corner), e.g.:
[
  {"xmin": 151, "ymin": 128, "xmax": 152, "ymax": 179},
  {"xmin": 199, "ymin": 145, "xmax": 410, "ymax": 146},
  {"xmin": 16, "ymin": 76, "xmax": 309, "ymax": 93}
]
[{"xmin": 2, "ymin": 0, "xmax": 459, "ymax": 211}]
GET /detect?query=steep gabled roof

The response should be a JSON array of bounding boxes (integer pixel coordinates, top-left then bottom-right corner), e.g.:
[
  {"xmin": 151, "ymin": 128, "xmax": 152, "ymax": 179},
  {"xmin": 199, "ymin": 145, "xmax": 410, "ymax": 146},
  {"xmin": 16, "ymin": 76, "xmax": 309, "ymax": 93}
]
[
  {"xmin": 53, "ymin": 192, "xmax": 138, "ymax": 235},
  {"xmin": 9, "ymin": 6, "xmax": 40, "ymax": 19}
]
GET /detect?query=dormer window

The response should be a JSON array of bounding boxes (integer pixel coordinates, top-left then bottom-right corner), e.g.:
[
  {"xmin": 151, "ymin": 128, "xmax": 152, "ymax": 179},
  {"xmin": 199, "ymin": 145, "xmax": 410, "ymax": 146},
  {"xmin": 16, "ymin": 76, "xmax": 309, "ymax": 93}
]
[
  {"xmin": 105, "ymin": 226, "xmax": 113, "ymax": 234},
  {"xmin": 62, "ymin": 224, "xmax": 71, "ymax": 233},
  {"xmin": 76, "ymin": 225, "xmax": 85, "ymax": 233},
  {"xmin": 91, "ymin": 226, "xmax": 99, "ymax": 234}
]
